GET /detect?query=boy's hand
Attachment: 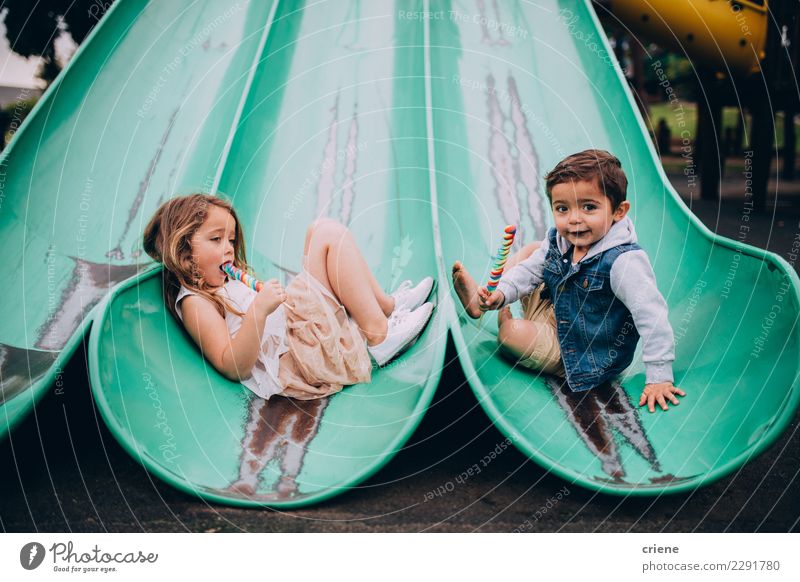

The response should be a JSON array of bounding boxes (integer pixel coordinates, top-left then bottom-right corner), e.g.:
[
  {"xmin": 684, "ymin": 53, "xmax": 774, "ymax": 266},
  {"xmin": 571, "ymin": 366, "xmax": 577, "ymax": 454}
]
[
  {"xmin": 253, "ymin": 278, "xmax": 287, "ymax": 317},
  {"xmin": 477, "ymin": 287, "xmax": 505, "ymax": 311},
  {"xmin": 639, "ymin": 382, "xmax": 686, "ymax": 413}
]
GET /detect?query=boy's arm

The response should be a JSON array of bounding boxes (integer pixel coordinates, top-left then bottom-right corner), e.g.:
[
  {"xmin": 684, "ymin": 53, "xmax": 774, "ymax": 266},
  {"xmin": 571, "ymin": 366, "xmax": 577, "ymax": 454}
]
[
  {"xmin": 609, "ymin": 250, "xmax": 675, "ymax": 385},
  {"xmin": 495, "ymin": 236, "xmax": 550, "ymax": 307}
]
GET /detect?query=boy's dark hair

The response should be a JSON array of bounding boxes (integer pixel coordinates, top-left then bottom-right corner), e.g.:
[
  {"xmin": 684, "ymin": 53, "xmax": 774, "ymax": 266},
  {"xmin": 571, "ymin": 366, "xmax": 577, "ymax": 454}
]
[{"xmin": 544, "ymin": 149, "xmax": 627, "ymax": 209}]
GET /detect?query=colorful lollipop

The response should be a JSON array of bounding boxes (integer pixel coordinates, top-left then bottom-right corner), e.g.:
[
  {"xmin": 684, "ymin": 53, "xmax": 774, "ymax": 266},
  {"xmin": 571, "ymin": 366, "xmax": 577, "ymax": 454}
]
[
  {"xmin": 486, "ymin": 225, "xmax": 517, "ymax": 293},
  {"xmin": 221, "ymin": 262, "xmax": 263, "ymax": 292}
]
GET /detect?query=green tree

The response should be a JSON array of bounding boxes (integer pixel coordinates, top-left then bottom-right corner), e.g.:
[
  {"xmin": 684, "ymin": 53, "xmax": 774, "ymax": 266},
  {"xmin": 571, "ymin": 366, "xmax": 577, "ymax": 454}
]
[{"xmin": 2, "ymin": 0, "xmax": 116, "ymax": 87}]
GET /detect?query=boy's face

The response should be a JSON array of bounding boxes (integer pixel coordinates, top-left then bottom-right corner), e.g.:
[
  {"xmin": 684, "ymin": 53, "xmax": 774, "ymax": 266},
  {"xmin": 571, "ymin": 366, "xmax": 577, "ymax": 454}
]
[{"xmin": 550, "ymin": 179, "xmax": 630, "ymax": 251}]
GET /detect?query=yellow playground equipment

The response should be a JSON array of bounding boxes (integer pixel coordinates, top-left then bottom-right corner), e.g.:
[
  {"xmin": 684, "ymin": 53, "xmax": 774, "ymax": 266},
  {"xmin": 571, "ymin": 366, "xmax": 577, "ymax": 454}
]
[{"xmin": 609, "ymin": 0, "xmax": 768, "ymax": 76}]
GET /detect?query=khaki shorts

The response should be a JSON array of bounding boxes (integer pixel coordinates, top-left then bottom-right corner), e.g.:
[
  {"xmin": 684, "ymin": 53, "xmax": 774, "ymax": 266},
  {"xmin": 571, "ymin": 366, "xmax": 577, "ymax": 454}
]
[{"xmin": 511, "ymin": 283, "xmax": 566, "ymax": 377}]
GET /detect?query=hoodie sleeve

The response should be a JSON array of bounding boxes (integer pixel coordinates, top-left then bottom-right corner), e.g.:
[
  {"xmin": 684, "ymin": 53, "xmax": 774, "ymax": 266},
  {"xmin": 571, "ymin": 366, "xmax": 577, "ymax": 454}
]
[
  {"xmin": 609, "ymin": 250, "xmax": 675, "ymax": 385},
  {"xmin": 495, "ymin": 235, "xmax": 550, "ymax": 307}
]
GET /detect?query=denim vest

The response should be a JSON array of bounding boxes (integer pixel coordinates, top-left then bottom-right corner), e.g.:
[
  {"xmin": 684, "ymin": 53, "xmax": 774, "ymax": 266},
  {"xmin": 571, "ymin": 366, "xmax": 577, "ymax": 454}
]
[{"xmin": 540, "ymin": 227, "xmax": 642, "ymax": 392}]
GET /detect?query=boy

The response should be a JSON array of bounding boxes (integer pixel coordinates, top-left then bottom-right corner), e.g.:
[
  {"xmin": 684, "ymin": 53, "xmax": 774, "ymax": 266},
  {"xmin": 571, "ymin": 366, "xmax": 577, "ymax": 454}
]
[{"xmin": 452, "ymin": 149, "xmax": 684, "ymax": 412}]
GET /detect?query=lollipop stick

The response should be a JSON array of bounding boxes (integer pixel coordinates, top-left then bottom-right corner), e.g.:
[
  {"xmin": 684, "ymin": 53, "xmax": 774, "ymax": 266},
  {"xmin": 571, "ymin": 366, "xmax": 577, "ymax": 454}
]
[
  {"xmin": 480, "ymin": 225, "xmax": 516, "ymax": 327},
  {"xmin": 221, "ymin": 262, "xmax": 263, "ymax": 292}
]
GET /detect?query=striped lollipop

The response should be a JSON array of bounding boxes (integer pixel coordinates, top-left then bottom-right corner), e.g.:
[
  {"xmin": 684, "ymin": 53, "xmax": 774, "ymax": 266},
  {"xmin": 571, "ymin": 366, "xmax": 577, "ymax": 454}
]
[
  {"xmin": 486, "ymin": 225, "xmax": 517, "ymax": 293},
  {"xmin": 221, "ymin": 262, "xmax": 263, "ymax": 292}
]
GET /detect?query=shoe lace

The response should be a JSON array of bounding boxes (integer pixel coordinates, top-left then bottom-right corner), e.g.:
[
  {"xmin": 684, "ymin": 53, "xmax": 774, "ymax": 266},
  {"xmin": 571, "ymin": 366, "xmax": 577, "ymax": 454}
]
[
  {"xmin": 392, "ymin": 280, "xmax": 412, "ymax": 296},
  {"xmin": 388, "ymin": 306, "xmax": 413, "ymax": 325}
]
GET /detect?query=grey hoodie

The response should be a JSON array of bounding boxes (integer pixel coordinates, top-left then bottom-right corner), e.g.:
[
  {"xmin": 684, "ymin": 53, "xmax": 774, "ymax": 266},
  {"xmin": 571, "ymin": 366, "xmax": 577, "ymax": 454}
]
[{"xmin": 495, "ymin": 216, "xmax": 675, "ymax": 385}]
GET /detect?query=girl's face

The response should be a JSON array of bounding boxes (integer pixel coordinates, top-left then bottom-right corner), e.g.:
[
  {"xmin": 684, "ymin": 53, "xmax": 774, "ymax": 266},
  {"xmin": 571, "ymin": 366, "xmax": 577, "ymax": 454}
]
[
  {"xmin": 189, "ymin": 205, "xmax": 237, "ymax": 288},
  {"xmin": 550, "ymin": 179, "xmax": 629, "ymax": 252}
]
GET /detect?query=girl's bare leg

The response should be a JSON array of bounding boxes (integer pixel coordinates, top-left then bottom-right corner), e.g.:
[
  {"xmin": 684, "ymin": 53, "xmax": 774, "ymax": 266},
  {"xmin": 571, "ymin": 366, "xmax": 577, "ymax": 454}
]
[
  {"xmin": 452, "ymin": 242, "xmax": 541, "ymax": 319},
  {"xmin": 303, "ymin": 219, "xmax": 394, "ymax": 316},
  {"xmin": 303, "ymin": 219, "xmax": 391, "ymax": 345},
  {"xmin": 370, "ymin": 274, "xmax": 395, "ymax": 317}
]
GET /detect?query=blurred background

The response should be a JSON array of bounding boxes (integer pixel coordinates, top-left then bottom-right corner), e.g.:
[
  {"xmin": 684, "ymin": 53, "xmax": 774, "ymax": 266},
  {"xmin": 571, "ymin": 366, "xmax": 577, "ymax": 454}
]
[{"xmin": 3, "ymin": 0, "xmax": 798, "ymax": 255}]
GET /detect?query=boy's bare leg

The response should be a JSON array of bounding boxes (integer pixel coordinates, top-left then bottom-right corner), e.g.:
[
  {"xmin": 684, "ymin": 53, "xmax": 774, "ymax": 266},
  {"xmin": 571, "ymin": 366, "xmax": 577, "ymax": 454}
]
[
  {"xmin": 497, "ymin": 317, "xmax": 561, "ymax": 375},
  {"xmin": 452, "ymin": 261, "xmax": 482, "ymax": 319},
  {"xmin": 303, "ymin": 219, "xmax": 389, "ymax": 345},
  {"xmin": 498, "ymin": 305, "xmax": 513, "ymax": 327},
  {"xmin": 452, "ymin": 242, "xmax": 541, "ymax": 320},
  {"xmin": 498, "ymin": 317, "xmax": 541, "ymax": 358}
]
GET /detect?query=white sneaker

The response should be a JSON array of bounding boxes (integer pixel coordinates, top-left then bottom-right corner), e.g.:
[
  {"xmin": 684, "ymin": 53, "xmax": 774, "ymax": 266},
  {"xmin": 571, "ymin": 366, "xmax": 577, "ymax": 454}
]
[
  {"xmin": 368, "ymin": 302, "xmax": 435, "ymax": 367},
  {"xmin": 390, "ymin": 276, "xmax": 435, "ymax": 313}
]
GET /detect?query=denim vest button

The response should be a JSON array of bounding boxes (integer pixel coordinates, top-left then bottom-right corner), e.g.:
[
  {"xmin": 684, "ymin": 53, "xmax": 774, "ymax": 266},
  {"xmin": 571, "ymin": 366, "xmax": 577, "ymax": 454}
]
[{"xmin": 541, "ymin": 226, "xmax": 642, "ymax": 392}]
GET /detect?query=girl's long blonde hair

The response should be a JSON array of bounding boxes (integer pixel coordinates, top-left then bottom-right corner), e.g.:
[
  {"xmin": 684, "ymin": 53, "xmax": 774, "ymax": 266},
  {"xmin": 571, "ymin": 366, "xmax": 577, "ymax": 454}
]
[{"xmin": 143, "ymin": 193, "xmax": 251, "ymax": 320}]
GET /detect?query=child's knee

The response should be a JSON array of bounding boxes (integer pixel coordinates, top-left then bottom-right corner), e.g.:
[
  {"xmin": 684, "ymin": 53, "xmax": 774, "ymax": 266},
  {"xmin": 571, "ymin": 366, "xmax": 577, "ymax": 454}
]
[
  {"xmin": 308, "ymin": 217, "xmax": 334, "ymax": 237},
  {"xmin": 497, "ymin": 320, "xmax": 522, "ymax": 347},
  {"xmin": 307, "ymin": 218, "xmax": 347, "ymax": 250},
  {"xmin": 310, "ymin": 218, "xmax": 346, "ymax": 240}
]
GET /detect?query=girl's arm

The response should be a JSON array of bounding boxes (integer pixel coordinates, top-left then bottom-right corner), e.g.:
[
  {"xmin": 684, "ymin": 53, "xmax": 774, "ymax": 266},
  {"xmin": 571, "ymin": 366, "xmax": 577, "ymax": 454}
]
[
  {"xmin": 180, "ymin": 295, "xmax": 269, "ymax": 382},
  {"xmin": 180, "ymin": 279, "xmax": 286, "ymax": 380}
]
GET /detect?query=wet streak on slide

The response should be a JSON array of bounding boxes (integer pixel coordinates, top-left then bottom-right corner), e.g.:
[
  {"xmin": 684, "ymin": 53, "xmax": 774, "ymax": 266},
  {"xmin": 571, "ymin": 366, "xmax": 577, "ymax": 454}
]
[
  {"xmin": 0, "ymin": 0, "xmax": 272, "ymax": 438},
  {"xmin": 427, "ymin": 0, "xmax": 800, "ymax": 494},
  {"xmin": 88, "ymin": 0, "xmax": 445, "ymax": 507},
  {"xmin": 3, "ymin": 0, "xmax": 798, "ymax": 503}
]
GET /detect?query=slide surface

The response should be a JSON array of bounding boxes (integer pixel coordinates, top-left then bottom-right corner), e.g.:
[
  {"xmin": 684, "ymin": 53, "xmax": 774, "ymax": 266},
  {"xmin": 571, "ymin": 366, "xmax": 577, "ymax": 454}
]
[
  {"xmin": 429, "ymin": 0, "xmax": 800, "ymax": 495},
  {"xmin": 3, "ymin": 0, "xmax": 446, "ymax": 507},
  {"xmin": 2, "ymin": 0, "xmax": 798, "ymax": 502},
  {"xmin": 1, "ymin": 0, "xmax": 269, "ymax": 437}
]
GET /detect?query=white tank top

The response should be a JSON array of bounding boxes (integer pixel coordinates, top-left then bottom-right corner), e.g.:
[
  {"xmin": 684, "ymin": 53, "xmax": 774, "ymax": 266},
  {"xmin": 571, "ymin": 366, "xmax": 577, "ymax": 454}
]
[{"xmin": 175, "ymin": 279, "xmax": 289, "ymax": 399}]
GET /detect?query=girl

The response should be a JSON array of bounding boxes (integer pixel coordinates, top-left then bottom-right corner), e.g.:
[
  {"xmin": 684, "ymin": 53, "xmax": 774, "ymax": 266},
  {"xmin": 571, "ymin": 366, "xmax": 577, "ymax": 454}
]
[{"xmin": 142, "ymin": 194, "xmax": 434, "ymax": 400}]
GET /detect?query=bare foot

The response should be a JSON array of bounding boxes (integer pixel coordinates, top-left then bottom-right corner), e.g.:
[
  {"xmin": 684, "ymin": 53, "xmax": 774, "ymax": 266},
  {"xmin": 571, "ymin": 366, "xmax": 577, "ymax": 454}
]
[
  {"xmin": 452, "ymin": 261, "xmax": 483, "ymax": 319},
  {"xmin": 498, "ymin": 305, "xmax": 513, "ymax": 327}
]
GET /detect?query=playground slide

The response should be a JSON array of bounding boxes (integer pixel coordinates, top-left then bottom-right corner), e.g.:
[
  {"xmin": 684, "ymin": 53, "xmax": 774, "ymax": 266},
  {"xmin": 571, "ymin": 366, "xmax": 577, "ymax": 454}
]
[
  {"xmin": 3, "ymin": 0, "xmax": 798, "ymax": 504},
  {"xmin": 0, "ymin": 0, "xmax": 275, "ymax": 437},
  {"xmin": 430, "ymin": 0, "xmax": 800, "ymax": 495},
  {"xmin": 88, "ymin": 0, "xmax": 445, "ymax": 507}
]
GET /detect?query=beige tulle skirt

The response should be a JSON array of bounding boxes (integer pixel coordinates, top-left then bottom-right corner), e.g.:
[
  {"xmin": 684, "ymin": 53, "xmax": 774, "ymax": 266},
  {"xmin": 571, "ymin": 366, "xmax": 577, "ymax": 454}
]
[{"xmin": 277, "ymin": 268, "xmax": 372, "ymax": 400}]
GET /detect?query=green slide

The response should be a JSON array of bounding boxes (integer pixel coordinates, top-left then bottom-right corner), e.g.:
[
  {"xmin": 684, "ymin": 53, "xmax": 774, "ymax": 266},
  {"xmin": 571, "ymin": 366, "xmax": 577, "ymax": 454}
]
[
  {"xmin": 3, "ymin": 0, "xmax": 446, "ymax": 507},
  {"xmin": 3, "ymin": 0, "xmax": 798, "ymax": 504},
  {"xmin": 0, "ymin": 0, "xmax": 271, "ymax": 437},
  {"xmin": 88, "ymin": 1, "xmax": 445, "ymax": 506},
  {"xmin": 429, "ymin": 0, "xmax": 800, "ymax": 494}
]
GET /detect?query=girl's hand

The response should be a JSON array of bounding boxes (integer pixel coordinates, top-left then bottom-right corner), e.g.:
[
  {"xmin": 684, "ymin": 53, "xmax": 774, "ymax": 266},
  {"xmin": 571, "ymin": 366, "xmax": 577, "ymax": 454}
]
[
  {"xmin": 477, "ymin": 287, "xmax": 505, "ymax": 311},
  {"xmin": 253, "ymin": 279, "xmax": 286, "ymax": 316},
  {"xmin": 639, "ymin": 382, "xmax": 686, "ymax": 413}
]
